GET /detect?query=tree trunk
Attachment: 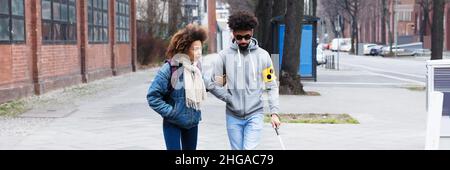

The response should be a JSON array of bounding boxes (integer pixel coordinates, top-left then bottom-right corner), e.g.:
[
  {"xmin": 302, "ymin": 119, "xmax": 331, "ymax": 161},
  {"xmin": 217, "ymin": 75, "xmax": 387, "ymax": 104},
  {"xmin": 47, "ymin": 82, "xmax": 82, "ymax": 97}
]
[
  {"xmin": 168, "ymin": 0, "xmax": 182, "ymax": 36},
  {"xmin": 381, "ymin": 0, "xmax": 387, "ymax": 44},
  {"xmin": 255, "ymin": 0, "xmax": 274, "ymax": 53},
  {"xmin": 350, "ymin": 17, "xmax": 358, "ymax": 54},
  {"xmin": 272, "ymin": 0, "xmax": 286, "ymax": 18},
  {"xmin": 387, "ymin": 2, "xmax": 393, "ymax": 54},
  {"xmin": 420, "ymin": 0, "xmax": 431, "ymax": 43},
  {"xmin": 340, "ymin": 17, "xmax": 345, "ymax": 38},
  {"xmin": 272, "ymin": 0, "xmax": 286, "ymax": 17},
  {"xmin": 431, "ymin": 0, "xmax": 445, "ymax": 60},
  {"xmin": 269, "ymin": 0, "xmax": 287, "ymax": 54},
  {"xmin": 330, "ymin": 18, "xmax": 339, "ymax": 38},
  {"xmin": 280, "ymin": 0, "xmax": 306, "ymax": 95},
  {"xmin": 269, "ymin": 0, "xmax": 286, "ymax": 54},
  {"xmin": 312, "ymin": 0, "xmax": 317, "ymax": 16}
]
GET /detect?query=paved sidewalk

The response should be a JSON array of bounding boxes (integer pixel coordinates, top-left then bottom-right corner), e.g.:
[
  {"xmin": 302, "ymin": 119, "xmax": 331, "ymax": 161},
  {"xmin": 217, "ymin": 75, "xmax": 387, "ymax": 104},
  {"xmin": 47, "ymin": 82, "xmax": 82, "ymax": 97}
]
[{"xmin": 0, "ymin": 58, "xmax": 427, "ymax": 150}]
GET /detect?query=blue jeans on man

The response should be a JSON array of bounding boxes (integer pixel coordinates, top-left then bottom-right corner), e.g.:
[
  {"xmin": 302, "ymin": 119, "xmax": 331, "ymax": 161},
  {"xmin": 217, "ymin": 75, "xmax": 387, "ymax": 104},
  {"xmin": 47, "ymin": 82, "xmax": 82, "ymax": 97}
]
[{"xmin": 226, "ymin": 113, "xmax": 264, "ymax": 150}]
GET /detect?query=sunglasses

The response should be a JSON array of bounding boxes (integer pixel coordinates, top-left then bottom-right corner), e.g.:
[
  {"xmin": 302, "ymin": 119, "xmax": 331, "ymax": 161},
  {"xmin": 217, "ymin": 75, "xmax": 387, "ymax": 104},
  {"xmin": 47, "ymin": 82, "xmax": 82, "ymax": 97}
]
[{"xmin": 235, "ymin": 34, "xmax": 252, "ymax": 41}]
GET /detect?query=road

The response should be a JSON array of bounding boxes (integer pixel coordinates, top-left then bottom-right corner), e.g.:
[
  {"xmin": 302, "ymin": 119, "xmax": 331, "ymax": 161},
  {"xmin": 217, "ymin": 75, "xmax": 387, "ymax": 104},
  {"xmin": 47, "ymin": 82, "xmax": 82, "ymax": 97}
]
[
  {"xmin": 311, "ymin": 51, "xmax": 429, "ymax": 88},
  {"xmin": 338, "ymin": 52, "xmax": 427, "ymax": 84}
]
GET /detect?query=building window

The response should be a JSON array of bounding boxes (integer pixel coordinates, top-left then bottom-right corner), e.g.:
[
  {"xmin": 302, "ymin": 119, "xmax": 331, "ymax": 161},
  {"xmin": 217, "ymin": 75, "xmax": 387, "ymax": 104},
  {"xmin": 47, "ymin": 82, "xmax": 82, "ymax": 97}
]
[
  {"xmin": 88, "ymin": 0, "xmax": 108, "ymax": 43},
  {"xmin": 116, "ymin": 0, "xmax": 129, "ymax": 43},
  {"xmin": 41, "ymin": 0, "xmax": 77, "ymax": 43},
  {"xmin": 0, "ymin": 0, "xmax": 25, "ymax": 43}
]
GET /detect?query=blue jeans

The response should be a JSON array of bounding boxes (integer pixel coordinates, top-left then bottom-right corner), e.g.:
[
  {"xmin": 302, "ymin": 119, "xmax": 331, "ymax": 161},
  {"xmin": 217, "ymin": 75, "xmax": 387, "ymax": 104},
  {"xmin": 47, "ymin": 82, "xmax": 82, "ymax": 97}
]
[
  {"xmin": 226, "ymin": 113, "xmax": 264, "ymax": 150},
  {"xmin": 163, "ymin": 120, "xmax": 198, "ymax": 150}
]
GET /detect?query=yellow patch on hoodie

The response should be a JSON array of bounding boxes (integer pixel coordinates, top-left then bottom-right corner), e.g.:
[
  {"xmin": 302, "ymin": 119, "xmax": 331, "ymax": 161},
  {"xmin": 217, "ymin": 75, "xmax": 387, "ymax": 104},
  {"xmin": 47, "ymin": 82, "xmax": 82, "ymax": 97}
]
[{"xmin": 263, "ymin": 66, "xmax": 276, "ymax": 83}]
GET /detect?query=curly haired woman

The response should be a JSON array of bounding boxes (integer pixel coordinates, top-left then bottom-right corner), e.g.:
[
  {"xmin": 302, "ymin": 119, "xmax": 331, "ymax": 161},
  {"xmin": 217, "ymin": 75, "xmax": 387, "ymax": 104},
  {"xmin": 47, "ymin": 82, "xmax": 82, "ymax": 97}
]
[{"xmin": 147, "ymin": 24, "xmax": 208, "ymax": 150}]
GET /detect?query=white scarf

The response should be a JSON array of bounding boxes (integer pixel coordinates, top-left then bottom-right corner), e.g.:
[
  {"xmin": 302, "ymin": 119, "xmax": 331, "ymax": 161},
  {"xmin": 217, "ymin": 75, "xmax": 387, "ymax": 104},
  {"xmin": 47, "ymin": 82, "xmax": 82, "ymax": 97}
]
[{"xmin": 176, "ymin": 57, "xmax": 207, "ymax": 111}]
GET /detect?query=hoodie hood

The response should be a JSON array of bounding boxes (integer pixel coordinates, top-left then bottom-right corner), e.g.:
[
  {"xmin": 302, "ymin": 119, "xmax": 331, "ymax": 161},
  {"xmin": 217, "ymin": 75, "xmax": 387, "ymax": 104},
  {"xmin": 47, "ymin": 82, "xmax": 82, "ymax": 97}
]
[{"xmin": 231, "ymin": 38, "xmax": 260, "ymax": 51}]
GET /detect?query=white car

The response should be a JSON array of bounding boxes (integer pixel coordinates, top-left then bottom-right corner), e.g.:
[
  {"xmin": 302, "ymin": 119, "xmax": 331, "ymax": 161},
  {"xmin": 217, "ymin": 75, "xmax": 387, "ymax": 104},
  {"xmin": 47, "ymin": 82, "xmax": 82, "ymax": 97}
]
[
  {"xmin": 363, "ymin": 44, "xmax": 378, "ymax": 55},
  {"xmin": 330, "ymin": 38, "xmax": 351, "ymax": 52}
]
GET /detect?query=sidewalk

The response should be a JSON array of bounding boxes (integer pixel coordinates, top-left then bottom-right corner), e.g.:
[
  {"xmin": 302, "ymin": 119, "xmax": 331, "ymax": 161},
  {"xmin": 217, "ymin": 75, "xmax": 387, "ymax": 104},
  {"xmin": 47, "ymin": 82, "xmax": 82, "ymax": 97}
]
[{"xmin": 0, "ymin": 61, "xmax": 427, "ymax": 150}]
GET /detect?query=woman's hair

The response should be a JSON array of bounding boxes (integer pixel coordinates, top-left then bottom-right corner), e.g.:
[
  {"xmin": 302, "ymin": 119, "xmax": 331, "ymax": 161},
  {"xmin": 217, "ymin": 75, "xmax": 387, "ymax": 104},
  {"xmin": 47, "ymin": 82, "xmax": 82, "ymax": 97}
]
[
  {"xmin": 166, "ymin": 24, "xmax": 208, "ymax": 59},
  {"xmin": 227, "ymin": 11, "xmax": 259, "ymax": 31}
]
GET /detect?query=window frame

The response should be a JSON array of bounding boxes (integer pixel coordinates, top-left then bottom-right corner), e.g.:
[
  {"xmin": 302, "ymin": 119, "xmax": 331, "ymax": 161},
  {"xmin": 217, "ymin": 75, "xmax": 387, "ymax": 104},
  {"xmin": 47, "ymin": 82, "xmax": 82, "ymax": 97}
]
[
  {"xmin": 115, "ymin": 0, "xmax": 130, "ymax": 44},
  {"xmin": 88, "ymin": 0, "xmax": 109, "ymax": 44},
  {"xmin": 41, "ymin": 0, "xmax": 77, "ymax": 45},
  {"xmin": 0, "ymin": 0, "xmax": 26, "ymax": 44}
]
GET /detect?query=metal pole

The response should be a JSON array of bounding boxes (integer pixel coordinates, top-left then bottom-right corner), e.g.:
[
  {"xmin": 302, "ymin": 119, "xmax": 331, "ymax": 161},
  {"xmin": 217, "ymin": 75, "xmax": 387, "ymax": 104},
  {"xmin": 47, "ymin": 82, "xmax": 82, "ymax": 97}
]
[
  {"xmin": 394, "ymin": 0, "xmax": 398, "ymax": 58},
  {"xmin": 336, "ymin": 15, "xmax": 341, "ymax": 70}
]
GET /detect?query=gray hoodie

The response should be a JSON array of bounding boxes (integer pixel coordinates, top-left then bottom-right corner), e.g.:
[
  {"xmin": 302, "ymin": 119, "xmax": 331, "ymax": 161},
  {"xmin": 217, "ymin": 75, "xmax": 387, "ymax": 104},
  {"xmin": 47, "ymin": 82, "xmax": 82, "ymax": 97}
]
[{"xmin": 207, "ymin": 38, "xmax": 279, "ymax": 119}]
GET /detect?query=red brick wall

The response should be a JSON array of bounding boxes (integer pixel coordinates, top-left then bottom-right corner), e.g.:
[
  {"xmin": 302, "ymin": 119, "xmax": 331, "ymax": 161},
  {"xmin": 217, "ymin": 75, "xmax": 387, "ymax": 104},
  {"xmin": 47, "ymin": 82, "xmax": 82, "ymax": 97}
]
[
  {"xmin": 1, "ymin": 0, "xmax": 136, "ymax": 104},
  {"xmin": 34, "ymin": 0, "xmax": 82, "ymax": 94},
  {"xmin": 86, "ymin": 44, "xmax": 113, "ymax": 80},
  {"xmin": 114, "ymin": 44, "xmax": 132, "ymax": 74},
  {"xmin": 0, "ymin": 0, "xmax": 34, "ymax": 103},
  {"xmin": 82, "ymin": 0, "xmax": 113, "ymax": 82}
]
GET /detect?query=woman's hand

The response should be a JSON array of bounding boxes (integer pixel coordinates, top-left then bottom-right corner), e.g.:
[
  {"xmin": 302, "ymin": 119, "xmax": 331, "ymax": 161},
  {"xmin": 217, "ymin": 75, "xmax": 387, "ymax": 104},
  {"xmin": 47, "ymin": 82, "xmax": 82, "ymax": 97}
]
[{"xmin": 271, "ymin": 114, "xmax": 281, "ymax": 129}]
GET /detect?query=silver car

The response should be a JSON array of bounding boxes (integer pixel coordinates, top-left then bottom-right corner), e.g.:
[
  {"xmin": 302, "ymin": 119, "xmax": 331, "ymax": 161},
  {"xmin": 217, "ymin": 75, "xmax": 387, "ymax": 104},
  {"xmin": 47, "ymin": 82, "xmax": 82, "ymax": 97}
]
[{"xmin": 412, "ymin": 49, "xmax": 432, "ymax": 56}]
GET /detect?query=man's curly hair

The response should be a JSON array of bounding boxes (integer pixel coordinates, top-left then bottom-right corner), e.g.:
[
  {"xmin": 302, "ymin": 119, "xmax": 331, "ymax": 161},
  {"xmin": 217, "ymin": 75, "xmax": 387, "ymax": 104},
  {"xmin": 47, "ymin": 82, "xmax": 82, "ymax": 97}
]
[
  {"xmin": 166, "ymin": 24, "xmax": 208, "ymax": 59},
  {"xmin": 227, "ymin": 11, "xmax": 259, "ymax": 31}
]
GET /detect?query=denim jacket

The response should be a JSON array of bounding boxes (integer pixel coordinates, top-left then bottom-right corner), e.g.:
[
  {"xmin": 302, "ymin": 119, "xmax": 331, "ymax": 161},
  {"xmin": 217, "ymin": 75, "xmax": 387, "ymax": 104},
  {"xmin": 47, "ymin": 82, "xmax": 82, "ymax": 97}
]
[{"xmin": 147, "ymin": 63, "xmax": 202, "ymax": 129}]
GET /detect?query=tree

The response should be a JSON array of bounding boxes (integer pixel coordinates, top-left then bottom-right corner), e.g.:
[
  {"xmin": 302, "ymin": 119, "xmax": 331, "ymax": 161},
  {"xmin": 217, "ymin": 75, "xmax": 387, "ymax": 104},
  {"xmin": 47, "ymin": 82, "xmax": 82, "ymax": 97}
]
[
  {"xmin": 136, "ymin": 0, "xmax": 171, "ymax": 65},
  {"xmin": 279, "ymin": 0, "xmax": 306, "ymax": 95},
  {"xmin": 319, "ymin": 0, "xmax": 343, "ymax": 39},
  {"xmin": 336, "ymin": 0, "xmax": 363, "ymax": 55},
  {"xmin": 418, "ymin": 0, "xmax": 432, "ymax": 43},
  {"xmin": 225, "ymin": 0, "xmax": 257, "ymax": 13},
  {"xmin": 272, "ymin": 0, "xmax": 286, "ymax": 18},
  {"xmin": 381, "ymin": 0, "xmax": 388, "ymax": 44},
  {"xmin": 431, "ymin": 0, "xmax": 445, "ymax": 60},
  {"xmin": 270, "ymin": 0, "xmax": 286, "ymax": 53},
  {"xmin": 255, "ymin": 0, "xmax": 274, "ymax": 53},
  {"xmin": 168, "ymin": 0, "xmax": 182, "ymax": 36}
]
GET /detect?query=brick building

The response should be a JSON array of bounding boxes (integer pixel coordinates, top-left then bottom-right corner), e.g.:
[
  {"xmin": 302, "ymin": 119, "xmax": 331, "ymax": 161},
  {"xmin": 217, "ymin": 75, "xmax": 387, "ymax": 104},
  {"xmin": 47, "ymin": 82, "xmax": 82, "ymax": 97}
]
[
  {"xmin": 358, "ymin": 0, "xmax": 450, "ymax": 50},
  {"xmin": 0, "ymin": 0, "xmax": 137, "ymax": 104}
]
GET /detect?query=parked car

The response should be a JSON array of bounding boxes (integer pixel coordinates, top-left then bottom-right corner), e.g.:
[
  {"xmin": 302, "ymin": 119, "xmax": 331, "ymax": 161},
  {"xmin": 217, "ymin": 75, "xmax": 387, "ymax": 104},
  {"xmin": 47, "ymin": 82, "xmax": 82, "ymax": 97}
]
[
  {"xmin": 316, "ymin": 46, "xmax": 326, "ymax": 65},
  {"xmin": 380, "ymin": 46, "xmax": 414, "ymax": 56},
  {"xmin": 412, "ymin": 49, "xmax": 432, "ymax": 56},
  {"xmin": 330, "ymin": 38, "xmax": 352, "ymax": 52},
  {"xmin": 363, "ymin": 44, "xmax": 378, "ymax": 55},
  {"xmin": 369, "ymin": 46, "xmax": 383, "ymax": 56}
]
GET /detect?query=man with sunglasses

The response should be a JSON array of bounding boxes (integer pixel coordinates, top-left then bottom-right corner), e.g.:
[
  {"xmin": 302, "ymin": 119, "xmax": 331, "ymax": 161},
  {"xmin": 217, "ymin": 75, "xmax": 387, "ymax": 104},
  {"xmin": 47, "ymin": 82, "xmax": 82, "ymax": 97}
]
[{"xmin": 207, "ymin": 11, "xmax": 281, "ymax": 150}]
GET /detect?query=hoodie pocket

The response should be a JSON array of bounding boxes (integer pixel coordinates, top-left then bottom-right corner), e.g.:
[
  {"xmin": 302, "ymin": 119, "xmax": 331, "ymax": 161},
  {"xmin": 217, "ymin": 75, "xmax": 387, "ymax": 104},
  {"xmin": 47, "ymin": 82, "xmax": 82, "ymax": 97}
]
[
  {"xmin": 226, "ymin": 90, "xmax": 243, "ymax": 115},
  {"xmin": 244, "ymin": 90, "xmax": 264, "ymax": 115}
]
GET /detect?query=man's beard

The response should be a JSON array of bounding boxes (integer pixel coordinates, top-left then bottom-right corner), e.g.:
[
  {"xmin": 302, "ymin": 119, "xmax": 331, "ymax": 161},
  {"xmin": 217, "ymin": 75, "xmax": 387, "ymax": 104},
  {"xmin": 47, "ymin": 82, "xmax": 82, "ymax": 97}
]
[{"xmin": 239, "ymin": 44, "xmax": 249, "ymax": 51}]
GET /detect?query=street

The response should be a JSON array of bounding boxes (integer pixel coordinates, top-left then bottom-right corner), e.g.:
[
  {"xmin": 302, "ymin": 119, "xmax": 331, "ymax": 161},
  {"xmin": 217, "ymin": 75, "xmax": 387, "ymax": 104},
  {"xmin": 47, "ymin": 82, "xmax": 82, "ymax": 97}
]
[
  {"xmin": 308, "ymin": 51, "xmax": 428, "ymax": 89},
  {"xmin": 339, "ymin": 53, "xmax": 427, "ymax": 84}
]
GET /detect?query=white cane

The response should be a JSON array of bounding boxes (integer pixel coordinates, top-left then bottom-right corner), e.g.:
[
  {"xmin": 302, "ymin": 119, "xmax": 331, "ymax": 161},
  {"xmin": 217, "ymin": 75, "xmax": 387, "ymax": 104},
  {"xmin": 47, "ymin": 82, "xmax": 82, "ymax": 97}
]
[{"xmin": 274, "ymin": 127, "xmax": 286, "ymax": 150}]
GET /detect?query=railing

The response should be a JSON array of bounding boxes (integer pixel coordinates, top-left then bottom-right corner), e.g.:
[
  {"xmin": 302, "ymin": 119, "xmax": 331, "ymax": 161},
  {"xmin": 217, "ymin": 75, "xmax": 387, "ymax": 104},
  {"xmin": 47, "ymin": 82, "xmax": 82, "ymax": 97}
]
[{"xmin": 324, "ymin": 55, "xmax": 338, "ymax": 70}]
